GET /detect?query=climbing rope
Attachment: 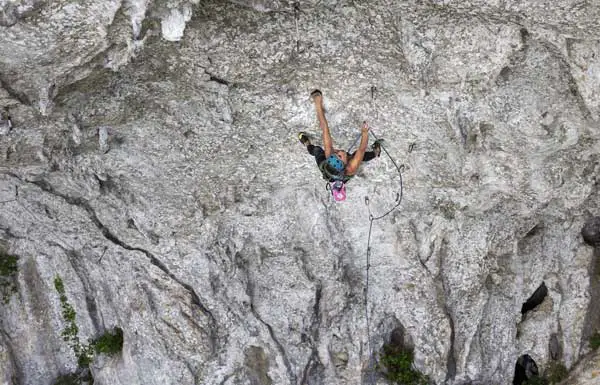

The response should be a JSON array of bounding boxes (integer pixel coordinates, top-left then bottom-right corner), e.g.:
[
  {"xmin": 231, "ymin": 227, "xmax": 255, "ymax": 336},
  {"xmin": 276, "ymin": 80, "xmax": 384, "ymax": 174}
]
[
  {"xmin": 362, "ymin": 87, "xmax": 405, "ymax": 382},
  {"xmin": 346, "ymin": 131, "xmax": 363, "ymax": 153},
  {"xmin": 365, "ymin": 129, "xmax": 404, "ymax": 220}
]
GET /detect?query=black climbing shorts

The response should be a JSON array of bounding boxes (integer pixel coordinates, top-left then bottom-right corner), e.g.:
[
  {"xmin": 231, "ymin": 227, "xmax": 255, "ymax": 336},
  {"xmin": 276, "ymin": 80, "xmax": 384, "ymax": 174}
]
[
  {"xmin": 306, "ymin": 144, "xmax": 378, "ymax": 165},
  {"xmin": 307, "ymin": 144, "xmax": 327, "ymax": 166}
]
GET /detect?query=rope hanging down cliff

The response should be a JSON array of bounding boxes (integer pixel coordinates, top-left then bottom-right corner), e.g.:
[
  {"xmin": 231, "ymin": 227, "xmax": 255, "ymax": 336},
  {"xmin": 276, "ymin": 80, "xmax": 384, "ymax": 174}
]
[{"xmin": 362, "ymin": 86, "xmax": 405, "ymax": 379}]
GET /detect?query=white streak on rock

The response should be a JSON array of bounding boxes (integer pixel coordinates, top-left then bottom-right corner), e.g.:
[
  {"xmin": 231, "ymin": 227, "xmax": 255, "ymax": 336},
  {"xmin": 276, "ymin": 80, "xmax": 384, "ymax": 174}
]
[
  {"xmin": 161, "ymin": 5, "xmax": 192, "ymax": 42},
  {"xmin": 98, "ymin": 126, "xmax": 110, "ymax": 154}
]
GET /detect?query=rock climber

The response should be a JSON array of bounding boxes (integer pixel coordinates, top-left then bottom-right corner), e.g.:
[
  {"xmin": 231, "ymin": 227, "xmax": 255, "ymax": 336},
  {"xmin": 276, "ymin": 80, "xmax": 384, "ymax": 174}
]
[{"xmin": 298, "ymin": 89, "xmax": 382, "ymax": 201}]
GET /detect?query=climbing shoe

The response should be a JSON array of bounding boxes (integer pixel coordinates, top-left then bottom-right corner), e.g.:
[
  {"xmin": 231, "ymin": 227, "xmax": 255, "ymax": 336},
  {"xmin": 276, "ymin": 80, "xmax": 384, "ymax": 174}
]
[
  {"xmin": 372, "ymin": 139, "xmax": 384, "ymax": 157},
  {"xmin": 298, "ymin": 131, "xmax": 311, "ymax": 146},
  {"xmin": 310, "ymin": 89, "xmax": 322, "ymax": 100}
]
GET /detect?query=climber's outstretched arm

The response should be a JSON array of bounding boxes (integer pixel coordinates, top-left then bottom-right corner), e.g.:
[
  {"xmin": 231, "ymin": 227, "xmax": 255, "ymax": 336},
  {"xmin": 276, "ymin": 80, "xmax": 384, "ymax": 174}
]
[
  {"xmin": 345, "ymin": 122, "xmax": 370, "ymax": 176},
  {"xmin": 313, "ymin": 91, "xmax": 334, "ymax": 157}
]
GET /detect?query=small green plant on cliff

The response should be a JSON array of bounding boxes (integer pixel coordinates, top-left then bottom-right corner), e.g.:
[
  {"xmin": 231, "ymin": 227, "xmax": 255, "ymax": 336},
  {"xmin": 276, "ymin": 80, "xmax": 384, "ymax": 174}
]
[
  {"xmin": 53, "ymin": 276, "xmax": 125, "ymax": 385},
  {"xmin": 523, "ymin": 375, "xmax": 547, "ymax": 385},
  {"xmin": 54, "ymin": 274, "xmax": 94, "ymax": 384},
  {"xmin": 93, "ymin": 327, "xmax": 123, "ymax": 355},
  {"xmin": 545, "ymin": 362, "xmax": 568, "ymax": 384},
  {"xmin": 54, "ymin": 277, "xmax": 82, "ymax": 347},
  {"xmin": 590, "ymin": 332, "xmax": 600, "ymax": 350},
  {"xmin": 52, "ymin": 373, "xmax": 80, "ymax": 385},
  {"xmin": 54, "ymin": 275, "xmax": 124, "ymax": 382},
  {"xmin": 52, "ymin": 369, "xmax": 93, "ymax": 385},
  {"xmin": 378, "ymin": 343, "xmax": 429, "ymax": 385},
  {"xmin": 0, "ymin": 249, "xmax": 18, "ymax": 303}
]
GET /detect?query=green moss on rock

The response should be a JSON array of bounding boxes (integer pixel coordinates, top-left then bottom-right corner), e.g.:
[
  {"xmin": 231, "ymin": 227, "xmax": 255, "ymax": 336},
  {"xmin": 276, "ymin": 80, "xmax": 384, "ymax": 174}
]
[
  {"xmin": 590, "ymin": 332, "xmax": 600, "ymax": 350},
  {"xmin": 0, "ymin": 249, "xmax": 18, "ymax": 303}
]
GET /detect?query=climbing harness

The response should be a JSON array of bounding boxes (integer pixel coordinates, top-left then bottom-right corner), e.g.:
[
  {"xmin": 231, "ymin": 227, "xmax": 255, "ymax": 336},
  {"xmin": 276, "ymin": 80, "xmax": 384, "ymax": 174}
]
[
  {"xmin": 330, "ymin": 180, "xmax": 347, "ymax": 202},
  {"xmin": 322, "ymin": 166, "xmax": 350, "ymax": 201}
]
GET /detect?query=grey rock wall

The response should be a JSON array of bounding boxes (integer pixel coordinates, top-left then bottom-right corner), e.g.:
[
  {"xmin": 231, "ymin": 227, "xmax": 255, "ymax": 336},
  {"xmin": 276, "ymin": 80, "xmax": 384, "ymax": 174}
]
[{"xmin": 1, "ymin": 0, "xmax": 599, "ymax": 384}]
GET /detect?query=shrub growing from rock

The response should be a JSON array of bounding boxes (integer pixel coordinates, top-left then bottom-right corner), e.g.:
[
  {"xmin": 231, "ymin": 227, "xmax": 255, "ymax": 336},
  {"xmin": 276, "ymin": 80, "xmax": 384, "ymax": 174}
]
[
  {"xmin": 523, "ymin": 375, "xmax": 546, "ymax": 385},
  {"xmin": 52, "ymin": 373, "xmax": 79, "ymax": 385},
  {"xmin": 545, "ymin": 362, "xmax": 568, "ymax": 384},
  {"xmin": 590, "ymin": 332, "xmax": 600, "ymax": 350},
  {"xmin": 93, "ymin": 327, "xmax": 124, "ymax": 355},
  {"xmin": 54, "ymin": 275, "xmax": 125, "ymax": 385},
  {"xmin": 0, "ymin": 250, "xmax": 18, "ymax": 303},
  {"xmin": 378, "ymin": 342, "xmax": 429, "ymax": 385}
]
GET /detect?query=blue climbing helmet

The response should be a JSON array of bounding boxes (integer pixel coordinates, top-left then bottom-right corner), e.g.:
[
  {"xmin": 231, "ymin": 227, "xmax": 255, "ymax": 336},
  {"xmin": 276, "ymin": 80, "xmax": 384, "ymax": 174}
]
[
  {"xmin": 326, "ymin": 154, "xmax": 344, "ymax": 173},
  {"xmin": 320, "ymin": 154, "xmax": 346, "ymax": 183}
]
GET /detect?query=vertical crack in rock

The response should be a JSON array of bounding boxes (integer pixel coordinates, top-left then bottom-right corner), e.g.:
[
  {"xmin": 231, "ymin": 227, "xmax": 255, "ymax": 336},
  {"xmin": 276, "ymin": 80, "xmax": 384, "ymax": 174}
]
[
  {"xmin": 300, "ymin": 350, "xmax": 325, "ymax": 385},
  {"xmin": 444, "ymin": 307, "xmax": 457, "ymax": 381},
  {"xmin": 183, "ymin": 360, "xmax": 202, "ymax": 385},
  {"xmin": 64, "ymin": 248, "xmax": 103, "ymax": 332},
  {"xmin": 294, "ymin": 247, "xmax": 316, "ymax": 282},
  {"xmin": 438, "ymin": 238, "xmax": 457, "ymax": 382},
  {"xmin": 581, "ymin": 247, "xmax": 600, "ymax": 354},
  {"xmin": 18, "ymin": 176, "xmax": 218, "ymax": 352},
  {"xmin": 311, "ymin": 284, "xmax": 322, "ymax": 340},
  {"xmin": 300, "ymin": 283, "xmax": 323, "ymax": 385},
  {"xmin": 300, "ymin": 350, "xmax": 317, "ymax": 385},
  {"xmin": 469, "ymin": 275, "xmax": 498, "ymax": 376},
  {"xmin": 409, "ymin": 220, "xmax": 435, "ymax": 272},
  {"xmin": 549, "ymin": 332, "xmax": 562, "ymax": 361},
  {"xmin": 537, "ymin": 40, "xmax": 595, "ymax": 121},
  {"xmin": 456, "ymin": 111, "xmax": 469, "ymax": 146},
  {"xmin": 249, "ymin": 301, "xmax": 296, "ymax": 384},
  {"xmin": 245, "ymin": 277, "xmax": 296, "ymax": 384},
  {"xmin": 293, "ymin": 247, "xmax": 325, "ymax": 384},
  {"xmin": 0, "ymin": 329, "xmax": 21, "ymax": 384}
]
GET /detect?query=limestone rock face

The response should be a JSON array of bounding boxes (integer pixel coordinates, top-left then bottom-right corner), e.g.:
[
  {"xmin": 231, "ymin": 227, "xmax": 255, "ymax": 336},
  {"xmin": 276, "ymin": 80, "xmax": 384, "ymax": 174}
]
[{"xmin": 0, "ymin": 1, "xmax": 599, "ymax": 385}]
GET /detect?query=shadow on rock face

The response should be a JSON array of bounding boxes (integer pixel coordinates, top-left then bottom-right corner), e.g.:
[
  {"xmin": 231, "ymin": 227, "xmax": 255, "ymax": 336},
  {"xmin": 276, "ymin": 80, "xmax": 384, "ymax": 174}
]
[
  {"xmin": 521, "ymin": 282, "xmax": 548, "ymax": 317},
  {"xmin": 582, "ymin": 217, "xmax": 600, "ymax": 246},
  {"xmin": 373, "ymin": 323, "xmax": 430, "ymax": 385},
  {"xmin": 244, "ymin": 346, "xmax": 272, "ymax": 385},
  {"xmin": 513, "ymin": 354, "xmax": 539, "ymax": 385},
  {"xmin": 549, "ymin": 333, "xmax": 562, "ymax": 361}
]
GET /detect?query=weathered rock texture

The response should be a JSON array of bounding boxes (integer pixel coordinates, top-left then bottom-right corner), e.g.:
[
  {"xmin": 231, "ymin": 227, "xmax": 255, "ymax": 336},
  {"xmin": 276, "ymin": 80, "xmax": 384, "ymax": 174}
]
[{"xmin": 1, "ymin": 0, "xmax": 599, "ymax": 384}]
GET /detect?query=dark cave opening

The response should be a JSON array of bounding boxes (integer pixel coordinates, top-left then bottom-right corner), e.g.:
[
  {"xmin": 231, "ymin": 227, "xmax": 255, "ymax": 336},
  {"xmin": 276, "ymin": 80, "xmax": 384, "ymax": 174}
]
[{"xmin": 521, "ymin": 282, "xmax": 548, "ymax": 316}]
